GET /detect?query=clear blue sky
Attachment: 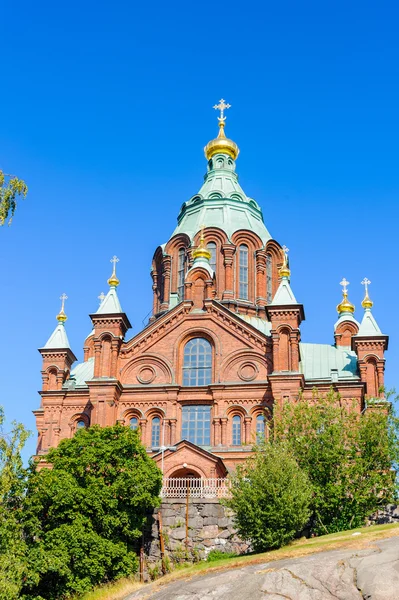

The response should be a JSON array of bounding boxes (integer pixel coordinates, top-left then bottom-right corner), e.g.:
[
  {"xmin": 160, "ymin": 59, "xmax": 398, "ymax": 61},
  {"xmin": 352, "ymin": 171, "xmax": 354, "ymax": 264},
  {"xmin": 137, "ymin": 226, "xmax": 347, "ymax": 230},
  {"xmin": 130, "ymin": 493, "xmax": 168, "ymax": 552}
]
[{"xmin": 1, "ymin": 0, "xmax": 398, "ymax": 461}]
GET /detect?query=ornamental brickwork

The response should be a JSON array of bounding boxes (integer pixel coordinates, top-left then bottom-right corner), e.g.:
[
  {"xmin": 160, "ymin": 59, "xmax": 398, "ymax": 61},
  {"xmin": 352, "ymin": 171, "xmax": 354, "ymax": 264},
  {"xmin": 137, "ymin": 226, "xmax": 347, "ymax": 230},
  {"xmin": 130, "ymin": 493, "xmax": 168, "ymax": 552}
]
[{"xmin": 34, "ymin": 103, "xmax": 389, "ymax": 477}]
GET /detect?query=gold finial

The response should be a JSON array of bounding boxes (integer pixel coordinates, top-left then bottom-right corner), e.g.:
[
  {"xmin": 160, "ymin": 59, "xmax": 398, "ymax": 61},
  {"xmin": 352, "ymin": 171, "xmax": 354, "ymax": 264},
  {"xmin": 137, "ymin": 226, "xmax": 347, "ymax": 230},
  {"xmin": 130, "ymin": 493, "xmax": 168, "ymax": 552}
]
[
  {"xmin": 361, "ymin": 277, "xmax": 373, "ymax": 309},
  {"xmin": 107, "ymin": 255, "xmax": 120, "ymax": 287},
  {"xmin": 192, "ymin": 226, "xmax": 212, "ymax": 261},
  {"xmin": 56, "ymin": 293, "xmax": 68, "ymax": 323},
  {"xmin": 337, "ymin": 278, "xmax": 355, "ymax": 314},
  {"xmin": 279, "ymin": 245, "xmax": 291, "ymax": 278},
  {"xmin": 204, "ymin": 98, "xmax": 240, "ymax": 161}
]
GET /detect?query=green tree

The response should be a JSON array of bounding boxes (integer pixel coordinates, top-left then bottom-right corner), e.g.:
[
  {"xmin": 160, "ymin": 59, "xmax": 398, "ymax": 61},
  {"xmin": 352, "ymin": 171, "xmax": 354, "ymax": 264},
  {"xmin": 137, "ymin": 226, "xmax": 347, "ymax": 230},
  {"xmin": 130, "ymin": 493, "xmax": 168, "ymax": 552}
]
[
  {"xmin": 274, "ymin": 389, "xmax": 399, "ymax": 535},
  {"xmin": 21, "ymin": 424, "xmax": 162, "ymax": 600},
  {"xmin": 224, "ymin": 442, "xmax": 312, "ymax": 552},
  {"xmin": 0, "ymin": 406, "xmax": 30, "ymax": 600},
  {"xmin": 0, "ymin": 170, "xmax": 28, "ymax": 225}
]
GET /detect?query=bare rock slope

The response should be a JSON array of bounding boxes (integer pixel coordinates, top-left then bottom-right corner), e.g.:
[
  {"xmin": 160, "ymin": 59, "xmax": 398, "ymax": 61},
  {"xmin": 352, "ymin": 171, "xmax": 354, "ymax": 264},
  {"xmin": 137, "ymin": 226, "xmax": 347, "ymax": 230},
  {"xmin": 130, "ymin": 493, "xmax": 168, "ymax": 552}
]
[{"xmin": 128, "ymin": 536, "xmax": 399, "ymax": 600}]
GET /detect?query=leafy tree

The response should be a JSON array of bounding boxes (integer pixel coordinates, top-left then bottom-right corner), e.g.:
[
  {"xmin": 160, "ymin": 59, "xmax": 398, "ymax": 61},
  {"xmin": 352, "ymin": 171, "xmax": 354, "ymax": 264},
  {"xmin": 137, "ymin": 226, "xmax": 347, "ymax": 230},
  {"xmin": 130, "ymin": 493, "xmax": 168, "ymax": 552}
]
[
  {"xmin": 0, "ymin": 406, "xmax": 30, "ymax": 600},
  {"xmin": 21, "ymin": 424, "xmax": 162, "ymax": 600},
  {"xmin": 273, "ymin": 389, "xmax": 399, "ymax": 535},
  {"xmin": 0, "ymin": 170, "xmax": 28, "ymax": 225},
  {"xmin": 224, "ymin": 442, "xmax": 313, "ymax": 552}
]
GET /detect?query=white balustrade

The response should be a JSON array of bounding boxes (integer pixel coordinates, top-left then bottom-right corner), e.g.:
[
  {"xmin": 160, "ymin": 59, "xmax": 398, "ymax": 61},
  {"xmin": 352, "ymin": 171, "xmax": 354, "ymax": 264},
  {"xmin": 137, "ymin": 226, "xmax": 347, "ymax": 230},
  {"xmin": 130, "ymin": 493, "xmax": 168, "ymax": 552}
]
[{"xmin": 161, "ymin": 477, "xmax": 230, "ymax": 499}]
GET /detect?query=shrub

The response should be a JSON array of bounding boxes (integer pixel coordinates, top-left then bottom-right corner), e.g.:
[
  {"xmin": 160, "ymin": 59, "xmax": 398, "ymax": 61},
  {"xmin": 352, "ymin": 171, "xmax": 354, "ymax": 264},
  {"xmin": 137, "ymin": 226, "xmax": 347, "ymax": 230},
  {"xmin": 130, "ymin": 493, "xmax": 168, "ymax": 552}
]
[{"xmin": 224, "ymin": 442, "xmax": 312, "ymax": 552}]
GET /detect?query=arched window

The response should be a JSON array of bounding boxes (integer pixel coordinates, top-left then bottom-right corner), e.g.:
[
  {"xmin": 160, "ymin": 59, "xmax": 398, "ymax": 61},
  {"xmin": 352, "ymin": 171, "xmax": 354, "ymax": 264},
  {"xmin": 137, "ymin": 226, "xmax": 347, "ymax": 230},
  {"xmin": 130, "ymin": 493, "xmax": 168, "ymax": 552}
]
[
  {"xmin": 239, "ymin": 244, "xmax": 249, "ymax": 300},
  {"xmin": 151, "ymin": 417, "xmax": 160, "ymax": 447},
  {"xmin": 129, "ymin": 417, "xmax": 138, "ymax": 430},
  {"xmin": 256, "ymin": 414, "xmax": 266, "ymax": 442},
  {"xmin": 266, "ymin": 253, "xmax": 272, "ymax": 304},
  {"xmin": 232, "ymin": 415, "xmax": 241, "ymax": 445},
  {"xmin": 76, "ymin": 420, "xmax": 86, "ymax": 430},
  {"xmin": 183, "ymin": 338, "xmax": 212, "ymax": 386},
  {"xmin": 177, "ymin": 247, "xmax": 186, "ymax": 301},
  {"xmin": 208, "ymin": 242, "xmax": 217, "ymax": 272}
]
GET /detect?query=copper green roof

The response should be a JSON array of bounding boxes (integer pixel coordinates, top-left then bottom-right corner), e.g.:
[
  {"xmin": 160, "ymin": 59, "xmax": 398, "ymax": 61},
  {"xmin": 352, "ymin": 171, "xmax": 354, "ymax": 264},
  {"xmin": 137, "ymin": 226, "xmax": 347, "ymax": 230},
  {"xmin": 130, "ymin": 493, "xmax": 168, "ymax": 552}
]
[
  {"xmin": 63, "ymin": 357, "xmax": 94, "ymax": 389},
  {"xmin": 171, "ymin": 153, "xmax": 271, "ymax": 244},
  {"xmin": 300, "ymin": 343, "xmax": 359, "ymax": 381},
  {"xmin": 43, "ymin": 322, "xmax": 71, "ymax": 350},
  {"xmin": 357, "ymin": 308, "xmax": 382, "ymax": 336}
]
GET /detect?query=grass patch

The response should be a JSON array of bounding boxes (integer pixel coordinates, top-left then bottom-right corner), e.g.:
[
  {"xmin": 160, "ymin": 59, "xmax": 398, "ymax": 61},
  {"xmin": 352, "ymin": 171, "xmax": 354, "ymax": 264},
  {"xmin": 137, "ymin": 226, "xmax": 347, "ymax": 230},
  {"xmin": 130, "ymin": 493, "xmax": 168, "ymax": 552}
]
[{"xmin": 78, "ymin": 522, "xmax": 399, "ymax": 600}]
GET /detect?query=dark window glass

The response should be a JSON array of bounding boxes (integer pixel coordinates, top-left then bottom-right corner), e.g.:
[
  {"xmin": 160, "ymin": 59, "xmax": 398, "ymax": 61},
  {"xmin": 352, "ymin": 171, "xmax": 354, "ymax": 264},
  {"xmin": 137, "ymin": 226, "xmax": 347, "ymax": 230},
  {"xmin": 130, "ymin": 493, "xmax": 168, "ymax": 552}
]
[
  {"xmin": 182, "ymin": 405, "xmax": 211, "ymax": 446},
  {"xmin": 177, "ymin": 248, "xmax": 185, "ymax": 300},
  {"xmin": 76, "ymin": 420, "xmax": 86, "ymax": 429},
  {"xmin": 239, "ymin": 245, "xmax": 249, "ymax": 299},
  {"xmin": 130, "ymin": 417, "xmax": 138, "ymax": 430},
  {"xmin": 151, "ymin": 417, "xmax": 160, "ymax": 447},
  {"xmin": 256, "ymin": 414, "xmax": 266, "ymax": 442},
  {"xmin": 183, "ymin": 338, "xmax": 212, "ymax": 386},
  {"xmin": 208, "ymin": 242, "xmax": 217, "ymax": 272},
  {"xmin": 266, "ymin": 254, "xmax": 272, "ymax": 304},
  {"xmin": 232, "ymin": 415, "xmax": 241, "ymax": 445}
]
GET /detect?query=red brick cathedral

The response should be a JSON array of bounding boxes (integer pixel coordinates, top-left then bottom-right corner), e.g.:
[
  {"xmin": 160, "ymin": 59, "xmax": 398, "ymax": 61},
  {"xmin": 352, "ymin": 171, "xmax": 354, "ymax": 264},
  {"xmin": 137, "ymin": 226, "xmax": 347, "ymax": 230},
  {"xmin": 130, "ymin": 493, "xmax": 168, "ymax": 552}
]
[{"xmin": 35, "ymin": 101, "xmax": 388, "ymax": 477}]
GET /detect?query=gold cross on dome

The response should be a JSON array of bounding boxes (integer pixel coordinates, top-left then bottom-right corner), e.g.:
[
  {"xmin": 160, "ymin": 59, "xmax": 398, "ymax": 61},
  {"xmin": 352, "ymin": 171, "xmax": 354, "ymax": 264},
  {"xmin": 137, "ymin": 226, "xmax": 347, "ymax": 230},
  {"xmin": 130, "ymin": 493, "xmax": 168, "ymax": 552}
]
[
  {"xmin": 60, "ymin": 293, "xmax": 68, "ymax": 311},
  {"xmin": 213, "ymin": 98, "xmax": 231, "ymax": 122},
  {"xmin": 361, "ymin": 277, "xmax": 371, "ymax": 295},
  {"xmin": 98, "ymin": 292, "xmax": 105, "ymax": 304},
  {"xmin": 340, "ymin": 278, "xmax": 350, "ymax": 294},
  {"xmin": 282, "ymin": 245, "xmax": 289, "ymax": 263}
]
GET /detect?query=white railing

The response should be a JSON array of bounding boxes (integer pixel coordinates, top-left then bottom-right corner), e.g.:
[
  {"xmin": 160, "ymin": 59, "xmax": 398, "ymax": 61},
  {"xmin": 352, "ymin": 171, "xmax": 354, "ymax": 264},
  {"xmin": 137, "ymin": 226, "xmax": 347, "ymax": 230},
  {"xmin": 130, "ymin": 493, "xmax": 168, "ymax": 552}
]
[{"xmin": 161, "ymin": 477, "xmax": 231, "ymax": 499}]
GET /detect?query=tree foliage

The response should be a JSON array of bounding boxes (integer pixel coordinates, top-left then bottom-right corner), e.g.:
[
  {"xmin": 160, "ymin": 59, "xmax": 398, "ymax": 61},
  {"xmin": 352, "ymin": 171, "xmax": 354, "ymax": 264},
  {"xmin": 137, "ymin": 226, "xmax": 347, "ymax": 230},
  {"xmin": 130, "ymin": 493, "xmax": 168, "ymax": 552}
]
[
  {"xmin": 0, "ymin": 170, "xmax": 28, "ymax": 225},
  {"xmin": 224, "ymin": 442, "xmax": 313, "ymax": 552},
  {"xmin": 21, "ymin": 424, "xmax": 162, "ymax": 600},
  {"xmin": 0, "ymin": 407, "xmax": 30, "ymax": 600},
  {"xmin": 273, "ymin": 390, "xmax": 399, "ymax": 535}
]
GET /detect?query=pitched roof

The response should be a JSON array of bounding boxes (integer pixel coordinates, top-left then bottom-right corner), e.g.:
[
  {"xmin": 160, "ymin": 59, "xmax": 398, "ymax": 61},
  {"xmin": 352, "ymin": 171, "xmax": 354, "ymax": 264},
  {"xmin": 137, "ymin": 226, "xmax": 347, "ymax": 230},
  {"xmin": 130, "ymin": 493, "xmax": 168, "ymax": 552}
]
[
  {"xmin": 300, "ymin": 342, "xmax": 359, "ymax": 381},
  {"xmin": 271, "ymin": 278, "xmax": 297, "ymax": 305},
  {"xmin": 357, "ymin": 309, "xmax": 382, "ymax": 336},
  {"xmin": 43, "ymin": 323, "xmax": 71, "ymax": 350},
  {"xmin": 63, "ymin": 357, "xmax": 94, "ymax": 389},
  {"xmin": 96, "ymin": 287, "xmax": 123, "ymax": 314}
]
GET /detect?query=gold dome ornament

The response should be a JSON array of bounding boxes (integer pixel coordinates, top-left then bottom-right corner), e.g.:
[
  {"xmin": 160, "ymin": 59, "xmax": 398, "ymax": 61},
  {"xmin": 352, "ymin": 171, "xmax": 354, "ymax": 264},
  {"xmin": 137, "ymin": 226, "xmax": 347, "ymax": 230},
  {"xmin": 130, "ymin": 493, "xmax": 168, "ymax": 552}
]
[
  {"xmin": 204, "ymin": 99, "xmax": 240, "ymax": 161},
  {"xmin": 361, "ymin": 277, "xmax": 373, "ymax": 309},
  {"xmin": 108, "ymin": 255, "xmax": 120, "ymax": 287},
  {"xmin": 192, "ymin": 227, "xmax": 212, "ymax": 261},
  {"xmin": 337, "ymin": 278, "xmax": 355, "ymax": 314},
  {"xmin": 56, "ymin": 293, "xmax": 68, "ymax": 323},
  {"xmin": 279, "ymin": 245, "xmax": 291, "ymax": 278}
]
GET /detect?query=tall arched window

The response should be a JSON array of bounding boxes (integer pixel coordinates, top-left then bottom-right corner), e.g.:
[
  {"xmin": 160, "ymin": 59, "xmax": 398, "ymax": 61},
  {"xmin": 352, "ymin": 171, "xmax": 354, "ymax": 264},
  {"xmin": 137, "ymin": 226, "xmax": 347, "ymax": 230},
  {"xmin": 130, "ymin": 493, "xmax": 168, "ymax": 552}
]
[
  {"xmin": 256, "ymin": 414, "xmax": 266, "ymax": 442},
  {"xmin": 183, "ymin": 338, "xmax": 212, "ymax": 386},
  {"xmin": 208, "ymin": 242, "xmax": 217, "ymax": 272},
  {"xmin": 177, "ymin": 248, "xmax": 186, "ymax": 301},
  {"xmin": 129, "ymin": 417, "xmax": 138, "ymax": 430},
  {"xmin": 151, "ymin": 417, "xmax": 160, "ymax": 447},
  {"xmin": 239, "ymin": 244, "xmax": 249, "ymax": 300},
  {"xmin": 232, "ymin": 415, "xmax": 241, "ymax": 445},
  {"xmin": 266, "ymin": 253, "xmax": 272, "ymax": 304}
]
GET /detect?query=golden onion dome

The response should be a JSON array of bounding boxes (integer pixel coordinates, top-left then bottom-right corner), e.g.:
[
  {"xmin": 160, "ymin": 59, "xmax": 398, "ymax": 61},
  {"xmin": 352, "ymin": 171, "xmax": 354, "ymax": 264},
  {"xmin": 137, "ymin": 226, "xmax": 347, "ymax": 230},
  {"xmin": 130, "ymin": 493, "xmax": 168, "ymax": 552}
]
[
  {"xmin": 337, "ymin": 292, "xmax": 355, "ymax": 314},
  {"xmin": 204, "ymin": 121, "xmax": 240, "ymax": 161},
  {"xmin": 279, "ymin": 245, "xmax": 291, "ymax": 278},
  {"xmin": 56, "ymin": 293, "xmax": 68, "ymax": 323},
  {"xmin": 108, "ymin": 255, "xmax": 120, "ymax": 287},
  {"xmin": 192, "ymin": 229, "xmax": 212, "ymax": 261},
  {"xmin": 361, "ymin": 293, "xmax": 373, "ymax": 310}
]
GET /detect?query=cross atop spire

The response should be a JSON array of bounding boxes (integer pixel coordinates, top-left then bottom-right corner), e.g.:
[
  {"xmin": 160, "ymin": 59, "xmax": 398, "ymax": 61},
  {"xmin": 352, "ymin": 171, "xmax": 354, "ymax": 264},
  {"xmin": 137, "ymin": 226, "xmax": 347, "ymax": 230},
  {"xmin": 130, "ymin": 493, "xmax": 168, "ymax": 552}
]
[
  {"xmin": 361, "ymin": 277, "xmax": 373, "ymax": 310},
  {"xmin": 57, "ymin": 293, "xmax": 68, "ymax": 323},
  {"xmin": 213, "ymin": 99, "xmax": 231, "ymax": 122},
  {"xmin": 279, "ymin": 245, "xmax": 290, "ymax": 278},
  {"xmin": 108, "ymin": 255, "xmax": 120, "ymax": 288},
  {"xmin": 361, "ymin": 277, "xmax": 371, "ymax": 295},
  {"xmin": 98, "ymin": 292, "xmax": 105, "ymax": 305},
  {"xmin": 340, "ymin": 278, "xmax": 350, "ymax": 294}
]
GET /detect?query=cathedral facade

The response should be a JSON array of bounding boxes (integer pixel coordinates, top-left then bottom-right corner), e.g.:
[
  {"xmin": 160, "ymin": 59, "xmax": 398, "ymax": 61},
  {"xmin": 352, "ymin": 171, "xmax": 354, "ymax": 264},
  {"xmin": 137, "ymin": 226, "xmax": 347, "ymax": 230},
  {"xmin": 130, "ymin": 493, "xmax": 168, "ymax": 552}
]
[{"xmin": 34, "ymin": 101, "xmax": 388, "ymax": 478}]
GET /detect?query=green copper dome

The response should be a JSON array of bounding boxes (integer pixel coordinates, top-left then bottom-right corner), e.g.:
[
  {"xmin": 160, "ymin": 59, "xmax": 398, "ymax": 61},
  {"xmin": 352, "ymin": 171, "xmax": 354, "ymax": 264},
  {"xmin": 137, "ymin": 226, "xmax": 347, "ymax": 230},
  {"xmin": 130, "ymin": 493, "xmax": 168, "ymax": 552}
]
[{"xmin": 171, "ymin": 152, "xmax": 271, "ymax": 244}]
